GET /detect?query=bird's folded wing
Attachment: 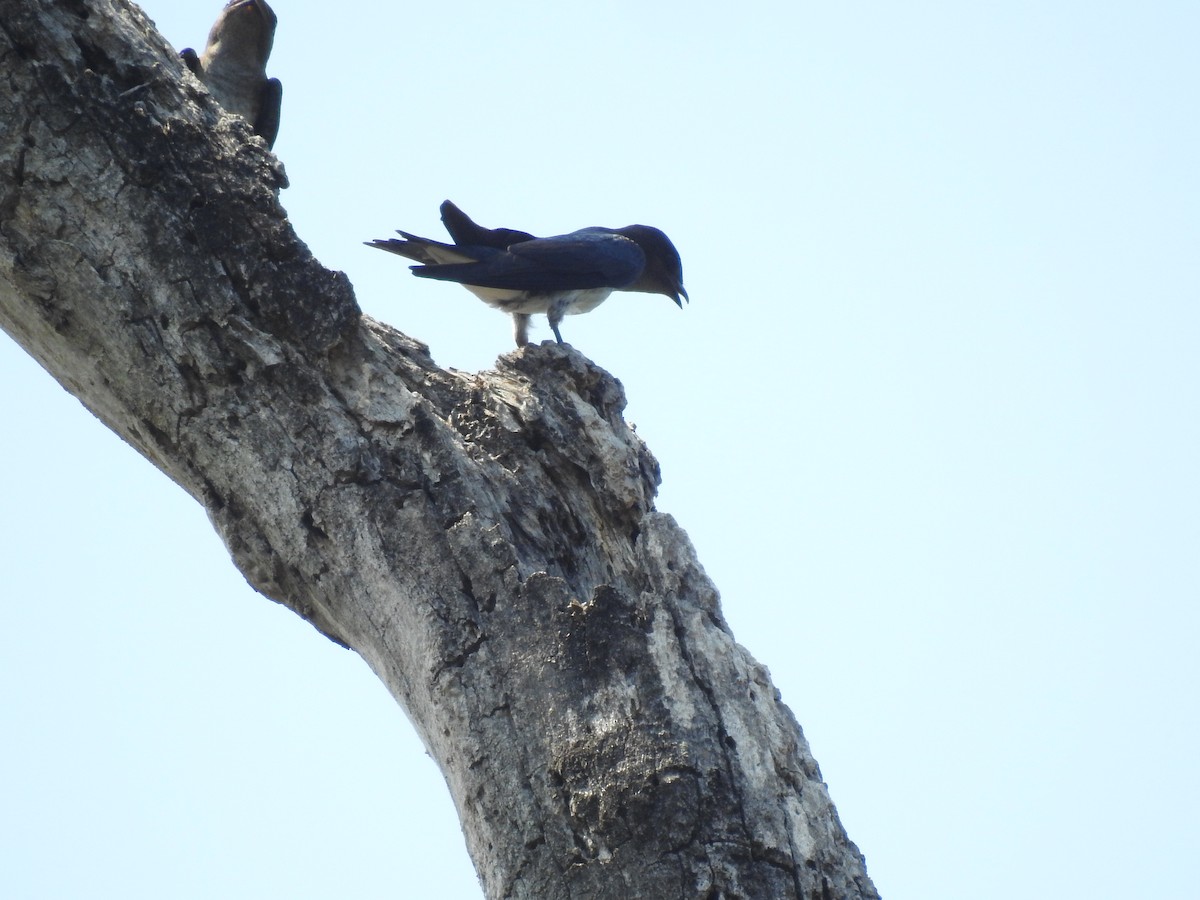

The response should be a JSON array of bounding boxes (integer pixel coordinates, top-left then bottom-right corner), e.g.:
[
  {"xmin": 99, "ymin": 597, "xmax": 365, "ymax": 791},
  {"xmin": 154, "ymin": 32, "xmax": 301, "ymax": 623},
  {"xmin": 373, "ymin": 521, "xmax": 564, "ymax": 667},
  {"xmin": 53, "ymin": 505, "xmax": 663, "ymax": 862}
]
[
  {"xmin": 439, "ymin": 201, "xmax": 536, "ymax": 249},
  {"xmin": 256, "ymin": 78, "xmax": 282, "ymax": 148},
  {"xmin": 413, "ymin": 232, "xmax": 645, "ymax": 291}
]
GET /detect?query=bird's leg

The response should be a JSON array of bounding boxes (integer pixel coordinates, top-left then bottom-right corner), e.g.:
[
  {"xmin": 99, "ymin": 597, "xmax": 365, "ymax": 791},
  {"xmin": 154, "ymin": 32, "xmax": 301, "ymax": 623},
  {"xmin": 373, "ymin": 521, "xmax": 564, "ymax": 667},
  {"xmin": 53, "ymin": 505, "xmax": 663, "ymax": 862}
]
[
  {"xmin": 547, "ymin": 301, "xmax": 567, "ymax": 344},
  {"xmin": 512, "ymin": 313, "xmax": 531, "ymax": 347}
]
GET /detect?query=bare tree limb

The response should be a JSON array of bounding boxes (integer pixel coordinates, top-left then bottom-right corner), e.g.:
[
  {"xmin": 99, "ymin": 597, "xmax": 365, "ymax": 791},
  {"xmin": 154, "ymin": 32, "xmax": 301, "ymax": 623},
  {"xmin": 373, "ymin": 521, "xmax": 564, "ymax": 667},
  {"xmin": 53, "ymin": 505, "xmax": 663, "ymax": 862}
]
[{"xmin": 0, "ymin": 2, "xmax": 877, "ymax": 896}]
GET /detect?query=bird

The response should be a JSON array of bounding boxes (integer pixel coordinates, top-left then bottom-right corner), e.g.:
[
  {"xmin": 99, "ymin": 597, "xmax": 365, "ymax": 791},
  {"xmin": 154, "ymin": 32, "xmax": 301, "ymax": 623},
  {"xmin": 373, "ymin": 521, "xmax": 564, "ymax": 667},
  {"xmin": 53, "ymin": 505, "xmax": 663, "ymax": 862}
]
[
  {"xmin": 181, "ymin": 0, "xmax": 282, "ymax": 148},
  {"xmin": 366, "ymin": 201, "xmax": 687, "ymax": 347}
]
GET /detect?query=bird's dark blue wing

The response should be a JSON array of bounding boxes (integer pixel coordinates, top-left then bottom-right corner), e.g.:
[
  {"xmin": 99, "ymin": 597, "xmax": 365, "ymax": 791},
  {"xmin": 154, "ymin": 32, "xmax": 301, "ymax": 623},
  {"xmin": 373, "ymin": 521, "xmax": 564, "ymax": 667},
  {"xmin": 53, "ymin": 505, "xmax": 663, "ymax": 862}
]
[
  {"xmin": 412, "ymin": 230, "xmax": 646, "ymax": 292},
  {"xmin": 440, "ymin": 200, "xmax": 536, "ymax": 249}
]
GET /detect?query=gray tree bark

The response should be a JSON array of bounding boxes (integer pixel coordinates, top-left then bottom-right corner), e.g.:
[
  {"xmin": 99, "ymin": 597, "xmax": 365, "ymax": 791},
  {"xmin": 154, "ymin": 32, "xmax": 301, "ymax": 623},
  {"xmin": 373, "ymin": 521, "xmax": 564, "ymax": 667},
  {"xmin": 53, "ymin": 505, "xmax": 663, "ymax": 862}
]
[{"xmin": 0, "ymin": 2, "xmax": 878, "ymax": 897}]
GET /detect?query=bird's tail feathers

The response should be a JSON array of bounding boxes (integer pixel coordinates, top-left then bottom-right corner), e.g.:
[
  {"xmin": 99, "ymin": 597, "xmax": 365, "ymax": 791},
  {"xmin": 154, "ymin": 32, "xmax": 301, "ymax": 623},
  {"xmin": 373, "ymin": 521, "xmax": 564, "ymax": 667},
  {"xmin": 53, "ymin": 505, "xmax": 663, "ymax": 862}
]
[{"xmin": 365, "ymin": 231, "xmax": 481, "ymax": 266}]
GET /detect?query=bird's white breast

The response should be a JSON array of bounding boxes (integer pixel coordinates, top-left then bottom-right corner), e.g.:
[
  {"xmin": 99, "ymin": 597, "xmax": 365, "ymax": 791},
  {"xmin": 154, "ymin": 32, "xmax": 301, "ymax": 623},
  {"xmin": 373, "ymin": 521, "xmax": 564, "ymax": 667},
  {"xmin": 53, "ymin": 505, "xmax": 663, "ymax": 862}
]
[{"xmin": 465, "ymin": 286, "xmax": 615, "ymax": 315}]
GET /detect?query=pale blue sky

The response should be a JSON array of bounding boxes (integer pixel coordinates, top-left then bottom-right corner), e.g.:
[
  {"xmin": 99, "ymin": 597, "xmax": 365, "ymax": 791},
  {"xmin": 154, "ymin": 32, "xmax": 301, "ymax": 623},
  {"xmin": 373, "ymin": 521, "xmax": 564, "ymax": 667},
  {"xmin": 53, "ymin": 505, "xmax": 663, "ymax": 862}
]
[{"xmin": 2, "ymin": 2, "xmax": 1197, "ymax": 897}]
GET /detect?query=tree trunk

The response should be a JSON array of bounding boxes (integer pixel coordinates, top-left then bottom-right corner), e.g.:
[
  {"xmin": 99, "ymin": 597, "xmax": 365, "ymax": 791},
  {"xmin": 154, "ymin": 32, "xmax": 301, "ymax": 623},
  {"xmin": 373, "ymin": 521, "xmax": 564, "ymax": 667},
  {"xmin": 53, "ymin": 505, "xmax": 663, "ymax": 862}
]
[{"xmin": 0, "ymin": 2, "xmax": 878, "ymax": 897}]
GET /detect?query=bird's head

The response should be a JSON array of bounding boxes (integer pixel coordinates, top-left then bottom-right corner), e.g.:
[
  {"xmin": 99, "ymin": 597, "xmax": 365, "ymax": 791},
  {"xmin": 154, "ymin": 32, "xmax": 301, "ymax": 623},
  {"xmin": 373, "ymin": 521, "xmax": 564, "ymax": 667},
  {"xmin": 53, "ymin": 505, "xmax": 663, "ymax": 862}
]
[
  {"xmin": 615, "ymin": 225, "xmax": 688, "ymax": 306},
  {"xmin": 208, "ymin": 0, "xmax": 277, "ymax": 60}
]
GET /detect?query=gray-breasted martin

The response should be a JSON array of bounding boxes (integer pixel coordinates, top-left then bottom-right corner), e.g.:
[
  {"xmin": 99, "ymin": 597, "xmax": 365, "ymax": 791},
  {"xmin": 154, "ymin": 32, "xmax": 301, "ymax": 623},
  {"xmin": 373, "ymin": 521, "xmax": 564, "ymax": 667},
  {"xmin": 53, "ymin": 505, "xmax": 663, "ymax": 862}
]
[
  {"xmin": 367, "ymin": 201, "xmax": 687, "ymax": 347},
  {"xmin": 181, "ymin": 0, "xmax": 282, "ymax": 148}
]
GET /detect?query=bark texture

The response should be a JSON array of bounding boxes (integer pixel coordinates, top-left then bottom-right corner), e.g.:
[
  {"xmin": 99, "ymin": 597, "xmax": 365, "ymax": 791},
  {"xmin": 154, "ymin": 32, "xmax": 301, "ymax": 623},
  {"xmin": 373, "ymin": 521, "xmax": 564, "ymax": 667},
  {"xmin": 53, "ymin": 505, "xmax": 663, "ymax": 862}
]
[{"xmin": 0, "ymin": 2, "xmax": 879, "ymax": 897}]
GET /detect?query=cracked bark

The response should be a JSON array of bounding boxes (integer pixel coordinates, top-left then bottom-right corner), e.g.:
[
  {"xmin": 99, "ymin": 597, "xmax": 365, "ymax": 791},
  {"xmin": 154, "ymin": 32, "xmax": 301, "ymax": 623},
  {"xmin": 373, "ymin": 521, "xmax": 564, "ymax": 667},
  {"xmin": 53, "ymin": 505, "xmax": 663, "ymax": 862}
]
[{"xmin": 0, "ymin": 2, "xmax": 879, "ymax": 897}]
